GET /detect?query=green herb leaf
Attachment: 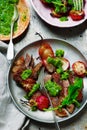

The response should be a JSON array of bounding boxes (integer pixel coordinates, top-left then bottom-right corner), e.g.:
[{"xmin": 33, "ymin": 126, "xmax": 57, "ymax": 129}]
[
  {"xmin": 55, "ymin": 49, "xmax": 64, "ymax": 57},
  {"xmin": 59, "ymin": 16, "xmax": 68, "ymax": 21},
  {"xmin": 45, "ymin": 80, "xmax": 62, "ymax": 96},
  {"xmin": 61, "ymin": 71, "xmax": 70, "ymax": 80},
  {"xmin": 25, "ymin": 83, "xmax": 40, "ymax": 99},
  {"xmin": 21, "ymin": 69, "xmax": 32, "ymax": 80},
  {"xmin": 47, "ymin": 57, "xmax": 63, "ymax": 68},
  {"xmin": 59, "ymin": 77, "xmax": 83, "ymax": 108}
]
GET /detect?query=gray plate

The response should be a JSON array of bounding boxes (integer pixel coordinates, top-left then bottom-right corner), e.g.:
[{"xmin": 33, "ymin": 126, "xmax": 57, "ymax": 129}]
[{"xmin": 7, "ymin": 38, "xmax": 87, "ymax": 123}]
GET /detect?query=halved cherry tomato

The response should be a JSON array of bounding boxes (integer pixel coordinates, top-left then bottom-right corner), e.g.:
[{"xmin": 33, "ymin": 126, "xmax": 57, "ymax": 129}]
[
  {"xmin": 69, "ymin": 10, "xmax": 85, "ymax": 21},
  {"xmin": 39, "ymin": 43, "xmax": 54, "ymax": 60},
  {"xmin": 36, "ymin": 95, "xmax": 50, "ymax": 110},
  {"xmin": 72, "ymin": 61, "xmax": 86, "ymax": 77}
]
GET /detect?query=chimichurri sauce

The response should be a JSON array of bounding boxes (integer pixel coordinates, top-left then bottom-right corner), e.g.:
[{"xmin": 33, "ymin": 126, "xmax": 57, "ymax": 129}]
[{"xmin": 0, "ymin": 0, "xmax": 19, "ymax": 35}]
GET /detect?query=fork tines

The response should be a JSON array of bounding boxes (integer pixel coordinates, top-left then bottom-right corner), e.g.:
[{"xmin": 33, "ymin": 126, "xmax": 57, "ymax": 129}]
[{"xmin": 73, "ymin": 0, "xmax": 84, "ymax": 11}]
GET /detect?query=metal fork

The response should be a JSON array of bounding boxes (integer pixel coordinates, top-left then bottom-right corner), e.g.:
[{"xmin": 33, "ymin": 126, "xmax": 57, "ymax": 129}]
[
  {"xmin": 73, "ymin": 0, "xmax": 84, "ymax": 11},
  {"xmin": 39, "ymin": 67, "xmax": 61, "ymax": 130},
  {"xmin": 7, "ymin": 5, "xmax": 19, "ymax": 61}
]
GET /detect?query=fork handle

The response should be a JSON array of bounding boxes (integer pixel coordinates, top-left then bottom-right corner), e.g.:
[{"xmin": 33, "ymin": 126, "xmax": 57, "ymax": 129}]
[
  {"xmin": 7, "ymin": 39, "xmax": 14, "ymax": 61},
  {"xmin": 54, "ymin": 121, "xmax": 61, "ymax": 130},
  {"xmin": 52, "ymin": 111, "xmax": 61, "ymax": 130},
  {"xmin": 7, "ymin": 21, "xmax": 14, "ymax": 61}
]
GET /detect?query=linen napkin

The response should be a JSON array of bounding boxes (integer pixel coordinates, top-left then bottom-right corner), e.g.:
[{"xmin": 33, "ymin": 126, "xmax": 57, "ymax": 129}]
[{"xmin": 0, "ymin": 41, "xmax": 26, "ymax": 130}]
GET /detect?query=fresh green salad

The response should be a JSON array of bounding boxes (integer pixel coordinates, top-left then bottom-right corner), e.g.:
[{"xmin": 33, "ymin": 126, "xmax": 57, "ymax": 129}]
[
  {"xmin": 0, "ymin": 0, "xmax": 19, "ymax": 35},
  {"xmin": 12, "ymin": 42, "xmax": 87, "ymax": 117},
  {"xmin": 40, "ymin": 0, "xmax": 85, "ymax": 21}
]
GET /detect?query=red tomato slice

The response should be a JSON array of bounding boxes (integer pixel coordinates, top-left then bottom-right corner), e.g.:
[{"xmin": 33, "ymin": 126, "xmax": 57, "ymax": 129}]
[
  {"xmin": 39, "ymin": 43, "xmax": 54, "ymax": 60},
  {"xmin": 72, "ymin": 61, "xmax": 86, "ymax": 77},
  {"xmin": 36, "ymin": 95, "xmax": 49, "ymax": 110},
  {"xmin": 69, "ymin": 10, "xmax": 85, "ymax": 21}
]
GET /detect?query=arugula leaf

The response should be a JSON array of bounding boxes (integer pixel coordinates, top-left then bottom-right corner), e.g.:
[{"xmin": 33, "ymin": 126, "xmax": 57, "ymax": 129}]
[{"xmin": 59, "ymin": 77, "xmax": 83, "ymax": 108}]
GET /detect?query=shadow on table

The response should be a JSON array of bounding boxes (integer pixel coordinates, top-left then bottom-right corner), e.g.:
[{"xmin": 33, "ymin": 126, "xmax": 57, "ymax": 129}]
[{"xmin": 46, "ymin": 20, "xmax": 87, "ymax": 39}]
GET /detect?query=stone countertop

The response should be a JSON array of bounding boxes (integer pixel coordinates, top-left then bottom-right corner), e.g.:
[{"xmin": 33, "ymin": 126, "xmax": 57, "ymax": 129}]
[{"xmin": 6, "ymin": 0, "xmax": 87, "ymax": 130}]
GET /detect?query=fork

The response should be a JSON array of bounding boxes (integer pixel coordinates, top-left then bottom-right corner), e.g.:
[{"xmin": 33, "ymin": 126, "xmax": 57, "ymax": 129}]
[
  {"xmin": 73, "ymin": 0, "xmax": 84, "ymax": 11},
  {"xmin": 39, "ymin": 67, "xmax": 61, "ymax": 130},
  {"xmin": 7, "ymin": 5, "xmax": 19, "ymax": 61}
]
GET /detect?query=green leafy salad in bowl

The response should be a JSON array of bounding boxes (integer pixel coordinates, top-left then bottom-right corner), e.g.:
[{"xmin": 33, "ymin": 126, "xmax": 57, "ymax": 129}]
[
  {"xmin": 0, "ymin": 0, "xmax": 30, "ymax": 41},
  {"xmin": 0, "ymin": 0, "xmax": 19, "ymax": 36}
]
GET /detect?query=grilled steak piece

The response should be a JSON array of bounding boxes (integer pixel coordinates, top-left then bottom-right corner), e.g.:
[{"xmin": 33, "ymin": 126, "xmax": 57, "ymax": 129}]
[
  {"xmin": 51, "ymin": 96, "xmax": 68, "ymax": 117},
  {"xmin": 25, "ymin": 53, "xmax": 32, "ymax": 68},
  {"xmin": 62, "ymin": 79, "xmax": 70, "ymax": 97},
  {"xmin": 44, "ymin": 74, "xmax": 52, "ymax": 83},
  {"xmin": 14, "ymin": 56, "xmax": 25, "ymax": 66},
  {"xmin": 66, "ymin": 104, "xmax": 75, "ymax": 114},
  {"xmin": 31, "ymin": 62, "xmax": 43, "ymax": 80},
  {"xmin": 31, "ymin": 91, "xmax": 42, "ymax": 100},
  {"xmin": 52, "ymin": 72, "xmax": 61, "ymax": 84},
  {"xmin": 21, "ymin": 78, "xmax": 36, "ymax": 92}
]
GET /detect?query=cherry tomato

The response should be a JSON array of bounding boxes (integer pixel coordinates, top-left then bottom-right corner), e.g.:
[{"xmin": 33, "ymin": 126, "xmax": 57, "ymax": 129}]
[
  {"xmin": 36, "ymin": 95, "xmax": 50, "ymax": 110},
  {"xmin": 39, "ymin": 43, "xmax": 54, "ymax": 60},
  {"xmin": 72, "ymin": 61, "xmax": 86, "ymax": 77},
  {"xmin": 69, "ymin": 10, "xmax": 85, "ymax": 21}
]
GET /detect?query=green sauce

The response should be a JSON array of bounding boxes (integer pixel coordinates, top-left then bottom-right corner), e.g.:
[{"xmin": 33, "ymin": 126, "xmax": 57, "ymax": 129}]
[
  {"xmin": 21, "ymin": 69, "xmax": 32, "ymax": 80},
  {"xmin": 0, "ymin": 0, "xmax": 18, "ymax": 35},
  {"xmin": 45, "ymin": 80, "xmax": 62, "ymax": 96}
]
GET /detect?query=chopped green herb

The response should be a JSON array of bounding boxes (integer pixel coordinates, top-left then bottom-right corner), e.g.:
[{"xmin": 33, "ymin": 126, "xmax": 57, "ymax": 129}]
[
  {"xmin": 45, "ymin": 80, "xmax": 62, "ymax": 96},
  {"xmin": 47, "ymin": 57, "xmax": 63, "ymax": 68},
  {"xmin": 55, "ymin": 49, "xmax": 64, "ymax": 57},
  {"xmin": 31, "ymin": 106, "xmax": 37, "ymax": 111},
  {"xmin": 25, "ymin": 83, "xmax": 40, "ymax": 99},
  {"xmin": 61, "ymin": 71, "xmax": 70, "ymax": 80},
  {"xmin": 0, "ymin": 0, "xmax": 18, "ymax": 35},
  {"xmin": 21, "ymin": 69, "xmax": 32, "ymax": 80},
  {"xmin": 59, "ymin": 16, "xmax": 68, "ymax": 21}
]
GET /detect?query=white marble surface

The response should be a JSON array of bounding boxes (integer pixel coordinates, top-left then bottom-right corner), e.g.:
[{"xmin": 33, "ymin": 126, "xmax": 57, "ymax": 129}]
[{"xmin": 5, "ymin": 0, "xmax": 87, "ymax": 130}]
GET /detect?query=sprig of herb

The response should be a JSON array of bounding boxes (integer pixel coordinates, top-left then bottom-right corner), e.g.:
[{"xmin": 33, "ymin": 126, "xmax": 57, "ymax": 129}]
[
  {"xmin": 24, "ymin": 83, "xmax": 40, "ymax": 99},
  {"xmin": 59, "ymin": 77, "xmax": 83, "ymax": 108}
]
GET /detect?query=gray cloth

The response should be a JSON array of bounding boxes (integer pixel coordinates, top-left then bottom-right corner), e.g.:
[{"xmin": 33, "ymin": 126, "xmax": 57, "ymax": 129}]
[{"xmin": 0, "ymin": 41, "xmax": 25, "ymax": 130}]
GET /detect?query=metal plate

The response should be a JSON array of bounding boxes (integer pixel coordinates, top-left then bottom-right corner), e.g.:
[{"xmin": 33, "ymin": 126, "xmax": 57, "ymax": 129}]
[{"xmin": 7, "ymin": 38, "xmax": 87, "ymax": 123}]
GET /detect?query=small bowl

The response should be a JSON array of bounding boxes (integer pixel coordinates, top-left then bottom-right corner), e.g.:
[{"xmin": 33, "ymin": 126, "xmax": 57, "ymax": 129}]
[{"xmin": 0, "ymin": 0, "xmax": 30, "ymax": 41}]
